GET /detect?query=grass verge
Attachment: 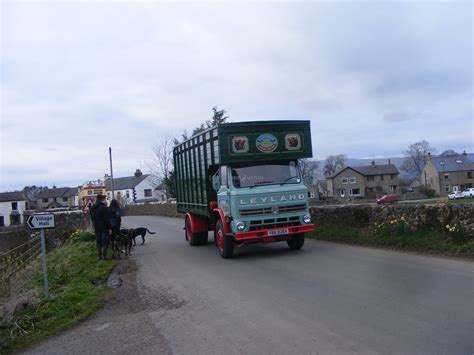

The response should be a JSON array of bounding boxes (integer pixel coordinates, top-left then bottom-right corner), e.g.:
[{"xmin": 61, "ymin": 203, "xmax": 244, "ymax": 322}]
[
  {"xmin": 0, "ymin": 240, "xmax": 116, "ymax": 353},
  {"xmin": 309, "ymin": 225, "xmax": 474, "ymax": 258}
]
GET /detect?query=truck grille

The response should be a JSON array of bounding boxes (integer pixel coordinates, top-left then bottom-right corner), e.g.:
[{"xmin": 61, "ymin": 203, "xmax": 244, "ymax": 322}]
[
  {"xmin": 240, "ymin": 204, "xmax": 306, "ymax": 217},
  {"xmin": 249, "ymin": 216, "xmax": 300, "ymax": 231}
]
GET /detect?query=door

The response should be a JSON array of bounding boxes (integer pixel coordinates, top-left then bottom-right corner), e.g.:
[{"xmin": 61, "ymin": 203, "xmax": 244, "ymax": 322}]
[{"xmin": 217, "ymin": 165, "xmax": 231, "ymax": 216}]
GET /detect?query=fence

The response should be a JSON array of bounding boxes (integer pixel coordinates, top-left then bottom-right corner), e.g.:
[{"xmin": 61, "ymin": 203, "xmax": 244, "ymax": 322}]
[{"xmin": 0, "ymin": 235, "xmax": 41, "ymax": 296}]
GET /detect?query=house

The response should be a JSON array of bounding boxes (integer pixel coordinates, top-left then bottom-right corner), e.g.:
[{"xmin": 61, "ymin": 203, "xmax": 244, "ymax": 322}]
[
  {"xmin": 36, "ymin": 187, "xmax": 79, "ymax": 210},
  {"xmin": 327, "ymin": 161, "xmax": 400, "ymax": 198},
  {"xmin": 0, "ymin": 191, "xmax": 27, "ymax": 227},
  {"xmin": 420, "ymin": 152, "xmax": 474, "ymax": 196},
  {"xmin": 105, "ymin": 169, "xmax": 163, "ymax": 204}
]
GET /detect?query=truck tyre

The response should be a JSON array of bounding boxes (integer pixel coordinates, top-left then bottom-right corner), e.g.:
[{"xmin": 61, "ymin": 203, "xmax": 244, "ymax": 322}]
[
  {"xmin": 215, "ymin": 220, "xmax": 234, "ymax": 258},
  {"xmin": 199, "ymin": 232, "xmax": 208, "ymax": 245},
  {"xmin": 185, "ymin": 216, "xmax": 201, "ymax": 246},
  {"xmin": 287, "ymin": 233, "xmax": 305, "ymax": 250}
]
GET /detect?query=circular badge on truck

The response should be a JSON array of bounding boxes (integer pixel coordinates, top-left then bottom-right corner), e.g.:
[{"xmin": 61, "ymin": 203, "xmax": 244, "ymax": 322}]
[{"xmin": 256, "ymin": 134, "xmax": 278, "ymax": 153}]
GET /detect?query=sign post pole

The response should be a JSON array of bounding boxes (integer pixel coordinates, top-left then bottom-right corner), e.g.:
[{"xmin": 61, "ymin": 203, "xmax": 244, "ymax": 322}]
[
  {"xmin": 39, "ymin": 228, "xmax": 50, "ymax": 298},
  {"xmin": 27, "ymin": 213, "xmax": 55, "ymax": 298}
]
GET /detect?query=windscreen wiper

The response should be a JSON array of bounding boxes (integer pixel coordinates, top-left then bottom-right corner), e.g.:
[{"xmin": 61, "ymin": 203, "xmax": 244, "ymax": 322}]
[
  {"xmin": 280, "ymin": 176, "xmax": 299, "ymax": 185},
  {"xmin": 248, "ymin": 181, "xmax": 277, "ymax": 189}
]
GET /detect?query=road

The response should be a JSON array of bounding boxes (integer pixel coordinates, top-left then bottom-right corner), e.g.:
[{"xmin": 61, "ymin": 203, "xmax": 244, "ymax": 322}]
[{"xmin": 24, "ymin": 215, "xmax": 473, "ymax": 354}]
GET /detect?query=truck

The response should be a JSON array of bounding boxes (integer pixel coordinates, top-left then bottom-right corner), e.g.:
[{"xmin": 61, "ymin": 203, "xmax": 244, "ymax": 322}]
[{"xmin": 173, "ymin": 120, "xmax": 315, "ymax": 258}]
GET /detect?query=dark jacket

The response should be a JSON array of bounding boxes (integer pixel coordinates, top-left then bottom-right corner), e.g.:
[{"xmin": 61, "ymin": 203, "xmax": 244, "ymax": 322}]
[
  {"xmin": 90, "ymin": 201, "xmax": 110, "ymax": 233},
  {"xmin": 109, "ymin": 206, "xmax": 121, "ymax": 229}
]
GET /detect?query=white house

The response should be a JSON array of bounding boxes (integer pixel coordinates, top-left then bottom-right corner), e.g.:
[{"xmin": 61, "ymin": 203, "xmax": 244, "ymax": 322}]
[
  {"xmin": 105, "ymin": 169, "xmax": 166, "ymax": 205},
  {"xmin": 0, "ymin": 191, "xmax": 27, "ymax": 227}
]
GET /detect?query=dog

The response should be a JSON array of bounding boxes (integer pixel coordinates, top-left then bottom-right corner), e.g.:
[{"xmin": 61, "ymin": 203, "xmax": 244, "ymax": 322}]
[
  {"xmin": 120, "ymin": 227, "xmax": 156, "ymax": 246},
  {"xmin": 114, "ymin": 230, "xmax": 133, "ymax": 258}
]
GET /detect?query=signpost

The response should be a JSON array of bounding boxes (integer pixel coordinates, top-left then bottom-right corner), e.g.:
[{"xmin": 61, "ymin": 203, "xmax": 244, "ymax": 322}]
[{"xmin": 27, "ymin": 213, "xmax": 55, "ymax": 298}]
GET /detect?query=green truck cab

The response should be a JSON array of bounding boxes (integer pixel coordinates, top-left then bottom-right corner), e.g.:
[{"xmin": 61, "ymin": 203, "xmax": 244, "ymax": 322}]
[{"xmin": 173, "ymin": 120, "xmax": 315, "ymax": 258}]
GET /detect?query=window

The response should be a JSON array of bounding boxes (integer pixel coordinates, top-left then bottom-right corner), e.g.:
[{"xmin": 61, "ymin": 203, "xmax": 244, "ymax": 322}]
[
  {"xmin": 367, "ymin": 187, "xmax": 374, "ymax": 193},
  {"xmin": 349, "ymin": 177, "xmax": 356, "ymax": 184},
  {"xmin": 342, "ymin": 177, "xmax": 348, "ymax": 184},
  {"xmin": 10, "ymin": 214, "xmax": 20, "ymax": 225},
  {"xmin": 468, "ymin": 172, "xmax": 473, "ymax": 179},
  {"xmin": 220, "ymin": 165, "xmax": 228, "ymax": 187},
  {"xmin": 144, "ymin": 189, "xmax": 152, "ymax": 197},
  {"xmin": 367, "ymin": 176, "xmax": 375, "ymax": 182},
  {"xmin": 87, "ymin": 190, "xmax": 92, "ymax": 195},
  {"xmin": 390, "ymin": 174, "xmax": 396, "ymax": 180},
  {"xmin": 453, "ymin": 186, "xmax": 459, "ymax": 192},
  {"xmin": 444, "ymin": 174, "xmax": 449, "ymax": 180},
  {"xmin": 445, "ymin": 185, "xmax": 450, "ymax": 192},
  {"xmin": 63, "ymin": 197, "xmax": 68, "ymax": 202},
  {"xmin": 380, "ymin": 175, "xmax": 384, "ymax": 181},
  {"xmin": 43, "ymin": 198, "xmax": 48, "ymax": 203},
  {"xmin": 350, "ymin": 188, "xmax": 360, "ymax": 196},
  {"xmin": 11, "ymin": 202, "xmax": 18, "ymax": 210},
  {"xmin": 0, "ymin": 216, "xmax": 4, "ymax": 227},
  {"xmin": 390, "ymin": 185, "xmax": 397, "ymax": 192},
  {"xmin": 126, "ymin": 190, "xmax": 130, "ymax": 199},
  {"xmin": 107, "ymin": 192, "xmax": 111, "ymax": 199}
]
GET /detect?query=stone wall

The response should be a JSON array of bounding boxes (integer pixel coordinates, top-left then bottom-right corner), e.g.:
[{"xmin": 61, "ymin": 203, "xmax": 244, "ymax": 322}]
[
  {"xmin": 0, "ymin": 226, "xmax": 29, "ymax": 254},
  {"xmin": 313, "ymin": 203, "xmax": 474, "ymax": 237},
  {"xmin": 123, "ymin": 204, "xmax": 183, "ymax": 219},
  {"xmin": 0, "ymin": 211, "xmax": 89, "ymax": 253}
]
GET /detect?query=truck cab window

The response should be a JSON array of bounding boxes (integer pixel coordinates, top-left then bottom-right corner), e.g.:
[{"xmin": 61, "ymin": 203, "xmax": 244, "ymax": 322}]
[{"xmin": 220, "ymin": 166, "xmax": 228, "ymax": 187}]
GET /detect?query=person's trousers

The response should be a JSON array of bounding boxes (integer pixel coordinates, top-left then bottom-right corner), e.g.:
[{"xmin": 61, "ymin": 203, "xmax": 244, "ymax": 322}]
[{"xmin": 96, "ymin": 231, "xmax": 109, "ymax": 250}]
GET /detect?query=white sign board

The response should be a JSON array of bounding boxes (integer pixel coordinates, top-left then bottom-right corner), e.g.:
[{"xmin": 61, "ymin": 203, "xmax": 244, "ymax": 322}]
[{"xmin": 27, "ymin": 213, "xmax": 56, "ymax": 229}]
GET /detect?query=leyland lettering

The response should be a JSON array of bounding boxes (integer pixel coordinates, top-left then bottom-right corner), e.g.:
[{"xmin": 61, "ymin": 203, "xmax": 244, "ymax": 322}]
[{"xmin": 173, "ymin": 120, "xmax": 315, "ymax": 259}]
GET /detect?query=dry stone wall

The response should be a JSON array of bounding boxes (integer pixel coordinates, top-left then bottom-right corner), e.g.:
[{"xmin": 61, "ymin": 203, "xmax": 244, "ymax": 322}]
[
  {"xmin": 123, "ymin": 204, "xmax": 183, "ymax": 218},
  {"xmin": 313, "ymin": 203, "xmax": 474, "ymax": 237}
]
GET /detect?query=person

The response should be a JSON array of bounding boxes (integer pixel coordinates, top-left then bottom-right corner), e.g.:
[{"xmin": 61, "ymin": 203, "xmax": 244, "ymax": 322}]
[
  {"xmin": 108, "ymin": 199, "xmax": 121, "ymax": 259},
  {"xmin": 90, "ymin": 194, "xmax": 111, "ymax": 260}
]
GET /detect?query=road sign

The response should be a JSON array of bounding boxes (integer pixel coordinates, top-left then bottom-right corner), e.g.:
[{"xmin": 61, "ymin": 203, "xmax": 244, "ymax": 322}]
[{"xmin": 27, "ymin": 213, "xmax": 55, "ymax": 230}]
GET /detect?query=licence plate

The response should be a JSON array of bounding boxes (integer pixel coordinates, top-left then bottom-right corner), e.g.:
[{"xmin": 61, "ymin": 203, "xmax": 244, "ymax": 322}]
[{"xmin": 267, "ymin": 228, "xmax": 289, "ymax": 236}]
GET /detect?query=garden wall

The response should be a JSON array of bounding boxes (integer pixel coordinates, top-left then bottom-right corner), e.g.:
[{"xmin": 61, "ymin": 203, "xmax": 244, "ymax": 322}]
[
  {"xmin": 313, "ymin": 204, "xmax": 474, "ymax": 237},
  {"xmin": 123, "ymin": 204, "xmax": 183, "ymax": 218}
]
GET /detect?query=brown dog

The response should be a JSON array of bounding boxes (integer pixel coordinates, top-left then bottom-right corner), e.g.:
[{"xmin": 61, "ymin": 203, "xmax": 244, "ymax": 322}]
[{"xmin": 114, "ymin": 230, "xmax": 133, "ymax": 258}]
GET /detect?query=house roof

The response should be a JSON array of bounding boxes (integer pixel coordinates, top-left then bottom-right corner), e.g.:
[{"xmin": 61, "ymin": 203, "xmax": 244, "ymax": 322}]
[
  {"xmin": 0, "ymin": 191, "xmax": 26, "ymax": 202},
  {"xmin": 429, "ymin": 155, "xmax": 474, "ymax": 172},
  {"xmin": 105, "ymin": 174, "xmax": 150, "ymax": 191},
  {"xmin": 328, "ymin": 164, "xmax": 399, "ymax": 178},
  {"xmin": 37, "ymin": 187, "xmax": 78, "ymax": 199}
]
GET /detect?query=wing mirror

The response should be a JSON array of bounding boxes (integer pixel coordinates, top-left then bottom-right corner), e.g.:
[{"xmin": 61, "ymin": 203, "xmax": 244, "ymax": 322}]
[{"xmin": 212, "ymin": 174, "xmax": 220, "ymax": 191}]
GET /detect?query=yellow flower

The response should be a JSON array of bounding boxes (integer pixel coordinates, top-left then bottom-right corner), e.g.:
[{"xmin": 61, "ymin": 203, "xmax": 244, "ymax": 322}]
[{"xmin": 400, "ymin": 216, "xmax": 406, "ymax": 221}]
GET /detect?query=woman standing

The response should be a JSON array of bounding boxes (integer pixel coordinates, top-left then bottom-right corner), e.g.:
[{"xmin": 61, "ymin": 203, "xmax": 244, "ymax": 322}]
[{"xmin": 108, "ymin": 199, "xmax": 122, "ymax": 259}]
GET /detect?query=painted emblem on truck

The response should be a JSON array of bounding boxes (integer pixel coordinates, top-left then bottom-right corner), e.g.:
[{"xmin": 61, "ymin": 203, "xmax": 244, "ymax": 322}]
[
  {"xmin": 231, "ymin": 136, "xmax": 249, "ymax": 153},
  {"xmin": 256, "ymin": 134, "xmax": 278, "ymax": 153},
  {"xmin": 285, "ymin": 133, "xmax": 301, "ymax": 150}
]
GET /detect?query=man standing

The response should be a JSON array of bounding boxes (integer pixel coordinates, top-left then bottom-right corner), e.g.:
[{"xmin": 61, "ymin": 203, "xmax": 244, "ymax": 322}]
[{"xmin": 90, "ymin": 194, "xmax": 111, "ymax": 260}]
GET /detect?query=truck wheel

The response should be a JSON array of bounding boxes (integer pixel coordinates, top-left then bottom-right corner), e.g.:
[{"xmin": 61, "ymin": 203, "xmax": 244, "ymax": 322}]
[
  {"xmin": 199, "ymin": 232, "xmax": 208, "ymax": 245},
  {"xmin": 215, "ymin": 220, "xmax": 234, "ymax": 258},
  {"xmin": 185, "ymin": 216, "xmax": 200, "ymax": 246},
  {"xmin": 287, "ymin": 234, "xmax": 305, "ymax": 250}
]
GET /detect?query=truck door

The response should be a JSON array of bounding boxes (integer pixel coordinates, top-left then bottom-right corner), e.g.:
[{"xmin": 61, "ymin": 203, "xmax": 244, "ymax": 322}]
[{"xmin": 217, "ymin": 165, "xmax": 231, "ymax": 216}]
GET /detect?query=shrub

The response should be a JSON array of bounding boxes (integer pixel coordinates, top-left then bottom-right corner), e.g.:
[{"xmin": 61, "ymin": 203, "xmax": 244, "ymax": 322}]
[
  {"xmin": 419, "ymin": 186, "xmax": 436, "ymax": 198},
  {"xmin": 70, "ymin": 230, "xmax": 95, "ymax": 243}
]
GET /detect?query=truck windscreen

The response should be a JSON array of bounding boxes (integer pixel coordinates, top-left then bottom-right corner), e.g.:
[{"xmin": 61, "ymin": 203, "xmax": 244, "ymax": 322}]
[{"xmin": 230, "ymin": 161, "xmax": 301, "ymax": 188}]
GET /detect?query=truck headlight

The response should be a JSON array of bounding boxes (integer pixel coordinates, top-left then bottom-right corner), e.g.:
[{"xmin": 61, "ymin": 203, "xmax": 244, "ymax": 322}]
[
  {"xmin": 235, "ymin": 221, "xmax": 246, "ymax": 231},
  {"xmin": 303, "ymin": 214, "xmax": 311, "ymax": 224}
]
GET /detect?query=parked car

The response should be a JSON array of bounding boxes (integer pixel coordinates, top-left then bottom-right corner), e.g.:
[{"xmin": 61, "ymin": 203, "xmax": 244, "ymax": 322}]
[
  {"xmin": 461, "ymin": 188, "xmax": 474, "ymax": 198},
  {"xmin": 376, "ymin": 194, "xmax": 400, "ymax": 204},
  {"xmin": 448, "ymin": 191, "xmax": 464, "ymax": 200}
]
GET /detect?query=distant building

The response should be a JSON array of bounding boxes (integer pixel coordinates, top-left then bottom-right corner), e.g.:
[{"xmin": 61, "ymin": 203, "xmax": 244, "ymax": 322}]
[
  {"xmin": 37, "ymin": 187, "xmax": 79, "ymax": 210},
  {"xmin": 105, "ymin": 169, "xmax": 165, "ymax": 204},
  {"xmin": 327, "ymin": 161, "xmax": 400, "ymax": 198},
  {"xmin": 420, "ymin": 152, "xmax": 474, "ymax": 196},
  {"xmin": 0, "ymin": 191, "xmax": 27, "ymax": 227},
  {"xmin": 78, "ymin": 181, "xmax": 106, "ymax": 210}
]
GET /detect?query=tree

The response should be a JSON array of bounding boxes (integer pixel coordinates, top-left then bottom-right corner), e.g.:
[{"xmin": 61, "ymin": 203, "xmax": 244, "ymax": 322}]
[
  {"xmin": 299, "ymin": 159, "xmax": 319, "ymax": 185},
  {"xmin": 163, "ymin": 170, "xmax": 176, "ymax": 198},
  {"xmin": 192, "ymin": 106, "xmax": 229, "ymax": 136},
  {"xmin": 401, "ymin": 140, "xmax": 437, "ymax": 175},
  {"xmin": 323, "ymin": 154, "xmax": 347, "ymax": 176}
]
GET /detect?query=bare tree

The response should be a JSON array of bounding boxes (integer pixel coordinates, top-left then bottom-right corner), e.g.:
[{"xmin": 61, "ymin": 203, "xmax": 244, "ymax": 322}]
[
  {"xmin": 299, "ymin": 159, "xmax": 319, "ymax": 185},
  {"xmin": 401, "ymin": 140, "xmax": 437, "ymax": 175},
  {"xmin": 323, "ymin": 154, "xmax": 347, "ymax": 176},
  {"xmin": 148, "ymin": 134, "xmax": 174, "ymax": 187}
]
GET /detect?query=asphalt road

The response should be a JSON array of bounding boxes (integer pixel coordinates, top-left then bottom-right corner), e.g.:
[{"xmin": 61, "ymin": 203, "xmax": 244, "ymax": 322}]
[{"xmin": 24, "ymin": 215, "xmax": 473, "ymax": 354}]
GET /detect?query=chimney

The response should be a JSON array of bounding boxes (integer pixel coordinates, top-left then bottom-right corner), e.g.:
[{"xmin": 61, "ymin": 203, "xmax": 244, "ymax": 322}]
[
  {"xmin": 134, "ymin": 169, "xmax": 143, "ymax": 177},
  {"xmin": 463, "ymin": 150, "xmax": 467, "ymax": 156},
  {"xmin": 427, "ymin": 152, "xmax": 432, "ymax": 161},
  {"xmin": 371, "ymin": 160, "xmax": 376, "ymax": 167},
  {"xmin": 388, "ymin": 159, "xmax": 391, "ymax": 165}
]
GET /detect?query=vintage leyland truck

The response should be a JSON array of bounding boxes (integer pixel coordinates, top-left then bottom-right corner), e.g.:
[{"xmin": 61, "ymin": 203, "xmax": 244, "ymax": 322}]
[{"xmin": 173, "ymin": 120, "xmax": 315, "ymax": 258}]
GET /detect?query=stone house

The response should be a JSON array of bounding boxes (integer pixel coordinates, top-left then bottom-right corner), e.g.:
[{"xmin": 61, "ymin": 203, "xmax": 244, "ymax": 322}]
[
  {"xmin": 36, "ymin": 187, "xmax": 79, "ymax": 210},
  {"xmin": 420, "ymin": 152, "xmax": 474, "ymax": 196},
  {"xmin": 327, "ymin": 161, "xmax": 400, "ymax": 198},
  {"xmin": 0, "ymin": 191, "xmax": 27, "ymax": 227},
  {"xmin": 105, "ymin": 169, "xmax": 165, "ymax": 205}
]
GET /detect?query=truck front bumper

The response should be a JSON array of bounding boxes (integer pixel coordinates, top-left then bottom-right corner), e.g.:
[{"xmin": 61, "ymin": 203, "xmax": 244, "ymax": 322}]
[{"xmin": 234, "ymin": 224, "xmax": 315, "ymax": 243}]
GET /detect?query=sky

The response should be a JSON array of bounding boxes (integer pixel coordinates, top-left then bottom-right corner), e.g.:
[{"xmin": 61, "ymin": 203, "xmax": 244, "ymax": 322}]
[{"xmin": 1, "ymin": 0, "xmax": 472, "ymax": 192}]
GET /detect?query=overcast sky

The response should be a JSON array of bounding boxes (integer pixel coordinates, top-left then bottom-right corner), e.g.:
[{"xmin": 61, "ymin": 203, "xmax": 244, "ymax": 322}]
[{"xmin": 1, "ymin": 0, "xmax": 472, "ymax": 192}]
